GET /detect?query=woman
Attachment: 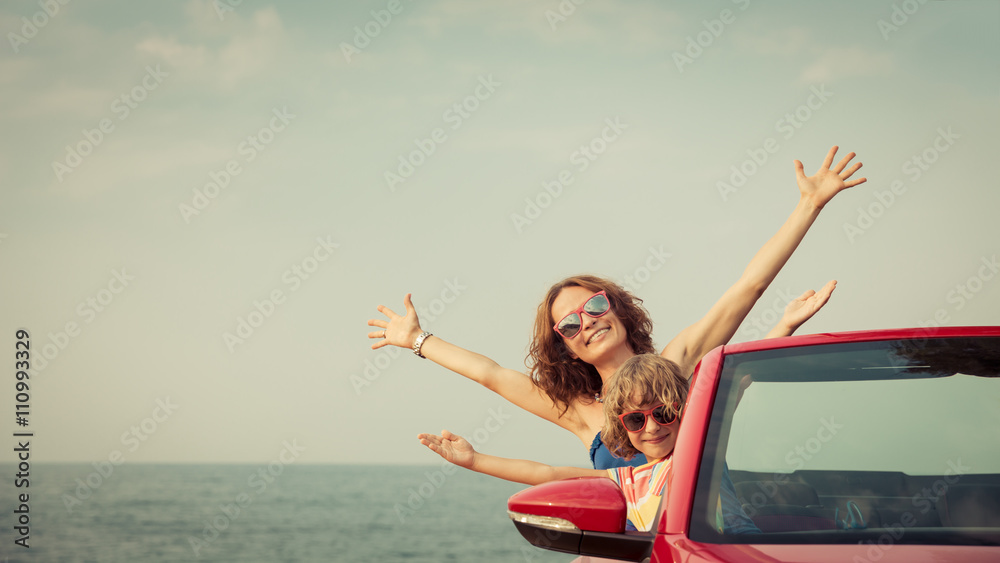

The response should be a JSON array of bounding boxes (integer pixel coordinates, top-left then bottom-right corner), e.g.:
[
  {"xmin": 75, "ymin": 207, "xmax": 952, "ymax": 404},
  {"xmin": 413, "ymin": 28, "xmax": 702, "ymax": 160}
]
[{"xmin": 368, "ymin": 146, "xmax": 863, "ymax": 469}]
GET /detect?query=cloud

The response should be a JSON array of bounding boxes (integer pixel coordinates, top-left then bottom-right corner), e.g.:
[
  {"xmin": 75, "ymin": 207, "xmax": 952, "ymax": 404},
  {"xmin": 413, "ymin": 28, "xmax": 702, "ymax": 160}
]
[
  {"xmin": 214, "ymin": 8, "xmax": 286, "ymax": 89},
  {"xmin": 799, "ymin": 46, "xmax": 894, "ymax": 84},
  {"xmin": 4, "ymin": 1, "xmax": 301, "ymax": 198},
  {"xmin": 408, "ymin": 0, "xmax": 679, "ymax": 52},
  {"xmin": 732, "ymin": 25, "xmax": 812, "ymax": 56},
  {"xmin": 729, "ymin": 24, "xmax": 895, "ymax": 84},
  {"xmin": 136, "ymin": 5, "xmax": 288, "ymax": 92},
  {"xmin": 135, "ymin": 35, "xmax": 209, "ymax": 71},
  {"xmin": 44, "ymin": 126, "xmax": 239, "ymax": 198}
]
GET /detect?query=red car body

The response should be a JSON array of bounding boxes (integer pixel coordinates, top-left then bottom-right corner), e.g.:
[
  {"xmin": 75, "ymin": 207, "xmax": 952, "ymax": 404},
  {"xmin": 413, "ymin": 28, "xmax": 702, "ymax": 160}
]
[{"xmin": 508, "ymin": 327, "xmax": 1000, "ymax": 562}]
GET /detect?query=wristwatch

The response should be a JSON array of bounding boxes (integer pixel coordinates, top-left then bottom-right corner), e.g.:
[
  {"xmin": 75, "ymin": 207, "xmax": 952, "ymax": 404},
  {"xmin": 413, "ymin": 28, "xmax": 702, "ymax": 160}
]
[{"xmin": 412, "ymin": 331, "xmax": 432, "ymax": 358}]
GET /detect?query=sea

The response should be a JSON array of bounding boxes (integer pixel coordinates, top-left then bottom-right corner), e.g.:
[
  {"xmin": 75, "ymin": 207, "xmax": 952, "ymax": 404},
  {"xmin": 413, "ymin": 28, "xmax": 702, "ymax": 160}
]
[{"xmin": 0, "ymin": 463, "xmax": 575, "ymax": 563}]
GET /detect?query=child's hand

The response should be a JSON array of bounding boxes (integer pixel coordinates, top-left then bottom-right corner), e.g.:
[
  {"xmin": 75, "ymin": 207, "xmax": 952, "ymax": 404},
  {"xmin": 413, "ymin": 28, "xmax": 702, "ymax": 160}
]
[
  {"xmin": 418, "ymin": 430, "xmax": 476, "ymax": 468},
  {"xmin": 794, "ymin": 146, "xmax": 866, "ymax": 209},
  {"xmin": 780, "ymin": 280, "xmax": 837, "ymax": 332},
  {"xmin": 736, "ymin": 374, "xmax": 753, "ymax": 407}
]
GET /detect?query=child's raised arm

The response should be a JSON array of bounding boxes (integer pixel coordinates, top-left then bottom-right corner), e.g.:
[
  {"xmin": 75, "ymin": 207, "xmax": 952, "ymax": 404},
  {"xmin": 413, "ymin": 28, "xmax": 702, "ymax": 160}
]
[
  {"xmin": 418, "ymin": 430, "xmax": 604, "ymax": 486},
  {"xmin": 765, "ymin": 279, "xmax": 837, "ymax": 338},
  {"xmin": 662, "ymin": 147, "xmax": 865, "ymax": 376}
]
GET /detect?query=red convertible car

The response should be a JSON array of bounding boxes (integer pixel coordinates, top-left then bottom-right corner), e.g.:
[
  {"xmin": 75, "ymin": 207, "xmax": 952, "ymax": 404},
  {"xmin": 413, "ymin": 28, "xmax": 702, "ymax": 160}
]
[{"xmin": 508, "ymin": 326, "xmax": 1000, "ymax": 562}]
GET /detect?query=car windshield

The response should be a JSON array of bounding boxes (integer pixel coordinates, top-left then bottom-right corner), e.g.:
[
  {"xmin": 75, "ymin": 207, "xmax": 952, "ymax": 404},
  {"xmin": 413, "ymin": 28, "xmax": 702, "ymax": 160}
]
[{"xmin": 690, "ymin": 336, "xmax": 1000, "ymax": 545}]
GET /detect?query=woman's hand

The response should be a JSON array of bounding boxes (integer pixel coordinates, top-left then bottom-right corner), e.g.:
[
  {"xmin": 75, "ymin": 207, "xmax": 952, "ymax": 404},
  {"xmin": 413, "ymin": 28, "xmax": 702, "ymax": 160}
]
[
  {"xmin": 418, "ymin": 430, "xmax": 476, "ymax": 468},
  {"xmin": 794, "ymin": 146, "xmax": 867, "ymax": 210},
  {"xmin": 368, "ymin": 293, "xmax": 423, "ymax": 350}
]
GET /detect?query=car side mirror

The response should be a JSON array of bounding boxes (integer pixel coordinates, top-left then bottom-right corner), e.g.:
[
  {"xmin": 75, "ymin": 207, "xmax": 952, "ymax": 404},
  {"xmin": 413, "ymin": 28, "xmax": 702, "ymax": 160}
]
[{"xmin": 507, "ymin": 477, "xmax": 651, "ymax": 561}]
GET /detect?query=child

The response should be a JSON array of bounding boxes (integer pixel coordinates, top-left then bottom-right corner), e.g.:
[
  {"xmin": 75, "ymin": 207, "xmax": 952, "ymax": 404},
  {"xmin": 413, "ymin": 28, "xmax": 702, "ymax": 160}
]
[{"xmin": 418, "ymin": 354, "xmax": 687, "ymax": 532}]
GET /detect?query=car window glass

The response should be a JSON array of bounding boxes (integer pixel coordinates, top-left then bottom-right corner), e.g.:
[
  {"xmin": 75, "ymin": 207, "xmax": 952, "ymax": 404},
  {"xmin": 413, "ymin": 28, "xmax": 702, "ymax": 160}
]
[
  {"xmin": 727, "ymin": 375, "xmax": 1000, "ymax": 475},
  {"xmin": 690, "ymin": 336, "xmax": 1000, "ymax": 545}
]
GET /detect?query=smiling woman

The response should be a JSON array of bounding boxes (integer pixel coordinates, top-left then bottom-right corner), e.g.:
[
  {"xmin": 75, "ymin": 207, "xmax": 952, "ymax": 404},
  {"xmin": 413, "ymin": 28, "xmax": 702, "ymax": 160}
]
[
  {"xmin": 369, "ymin": 146, "xmax": 866, "ymax": 472},
  {"xmin": 533, "ymin": 278, "xmax": 656, "ymax": 415}
]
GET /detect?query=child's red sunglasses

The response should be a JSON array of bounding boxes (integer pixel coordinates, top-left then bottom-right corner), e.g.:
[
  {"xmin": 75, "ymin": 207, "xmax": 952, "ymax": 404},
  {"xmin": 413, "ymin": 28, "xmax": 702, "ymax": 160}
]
[{"xmin": 617, "ymin": 403, "xmax": 680, "ymax": 433}]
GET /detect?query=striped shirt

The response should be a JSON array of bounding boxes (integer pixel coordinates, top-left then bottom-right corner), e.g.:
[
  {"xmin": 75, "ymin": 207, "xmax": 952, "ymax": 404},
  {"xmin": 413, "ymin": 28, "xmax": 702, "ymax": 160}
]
[{"xmin": 605, "ymin": 456, "xmax": 671, "ymax": 532}]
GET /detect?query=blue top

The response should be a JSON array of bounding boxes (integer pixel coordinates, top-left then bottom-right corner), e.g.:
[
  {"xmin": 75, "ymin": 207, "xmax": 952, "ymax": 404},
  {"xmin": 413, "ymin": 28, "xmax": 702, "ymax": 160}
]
[{"xmin": 589, "ymin": 431, "xmax": 647, "ymax": 470}]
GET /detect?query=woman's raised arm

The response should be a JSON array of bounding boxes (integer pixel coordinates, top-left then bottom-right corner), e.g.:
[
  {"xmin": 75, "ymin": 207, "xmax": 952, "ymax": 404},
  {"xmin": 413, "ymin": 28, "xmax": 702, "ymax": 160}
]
[{"xmin": 368, "ymin": 294, "xmax": 588, "ymax": 434}]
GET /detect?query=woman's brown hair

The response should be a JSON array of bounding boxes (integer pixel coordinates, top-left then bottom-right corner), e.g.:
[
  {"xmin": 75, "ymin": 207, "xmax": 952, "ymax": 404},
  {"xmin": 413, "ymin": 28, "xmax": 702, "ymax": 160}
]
[
  {"xmin": 527, "ymin": 275, "xmax": 655, "ymax": 415},
  {"xmin": 601, "ymin": 354, "xmax": 688, "ymax": 460}
]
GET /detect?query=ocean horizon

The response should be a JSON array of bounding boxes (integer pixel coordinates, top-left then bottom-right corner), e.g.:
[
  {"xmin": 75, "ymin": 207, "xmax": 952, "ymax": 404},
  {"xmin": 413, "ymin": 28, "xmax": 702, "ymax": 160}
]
[{"xmin": 0, "ymin": 463, "xmax": 573, "ymax": 562}]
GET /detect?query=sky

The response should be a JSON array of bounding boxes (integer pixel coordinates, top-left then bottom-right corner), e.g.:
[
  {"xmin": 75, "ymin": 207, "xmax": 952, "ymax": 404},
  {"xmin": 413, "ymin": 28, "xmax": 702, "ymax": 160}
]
[{"xmin": 1, "ymin": 0, "xmax": 998, "ymax": 467}]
